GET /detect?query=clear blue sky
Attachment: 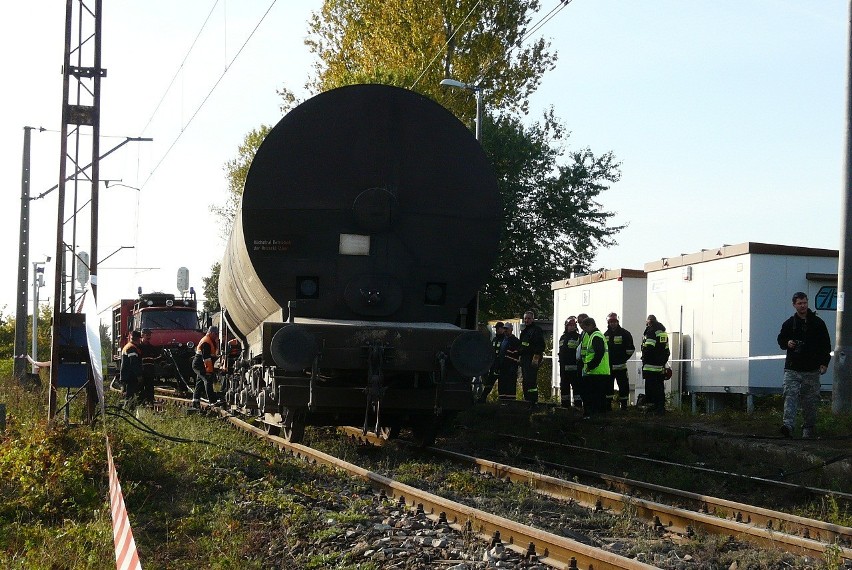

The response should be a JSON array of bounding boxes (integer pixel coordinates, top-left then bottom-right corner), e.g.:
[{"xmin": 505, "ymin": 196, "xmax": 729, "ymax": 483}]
[{"xmin": 1, "ymin": 1, "xmax": 847, "ymax": 319}]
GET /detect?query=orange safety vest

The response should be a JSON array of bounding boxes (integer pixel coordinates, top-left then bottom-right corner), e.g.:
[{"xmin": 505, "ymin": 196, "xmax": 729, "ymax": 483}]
[{"xmin": 196, "ymin": 334, "xmax": 220, "ymax": 373}]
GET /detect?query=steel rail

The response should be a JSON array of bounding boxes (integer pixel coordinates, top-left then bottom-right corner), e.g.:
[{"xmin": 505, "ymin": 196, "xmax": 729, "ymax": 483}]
[
  {"xmin": 501, "ymin": 432, "xmax": 852, "ymax": 503},
  {"xmin": 188, "ymin": 405, "xmax": 657, "ymax": 570},
  {"xmin": 420, "ymin": 445, "xmax": 852, "ymax": 561}
]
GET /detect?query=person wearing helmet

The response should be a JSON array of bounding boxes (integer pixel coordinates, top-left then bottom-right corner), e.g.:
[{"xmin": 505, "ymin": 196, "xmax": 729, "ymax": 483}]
[
  {"xmin": 191, "ymin": 326, "xmax": 221, "ymax": 407},
  {"xmin": 604, "ymin": 313, "xmax": 635, "ymax": 410},
  {"xmin": 641, "ymin": 315, "xmax": 670, "ymax": 415},
  {"xmin": 557, "ymin": 316, "xmax": 581, "ymax": 408}
]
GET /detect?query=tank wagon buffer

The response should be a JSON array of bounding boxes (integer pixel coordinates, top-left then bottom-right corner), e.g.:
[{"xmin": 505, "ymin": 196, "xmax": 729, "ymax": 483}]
[
  {"xmin": 110, "ymin": 270, "xmax": 204, "ymax": 390},
  {"xmin": 218, "ymin": 84, "xmax": 501, "ymax": 444}
]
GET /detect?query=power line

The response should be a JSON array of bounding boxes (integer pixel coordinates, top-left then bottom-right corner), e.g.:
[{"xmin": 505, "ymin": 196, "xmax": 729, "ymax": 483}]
[
  {"xmin": 409, "ymin": 0, "xmax": 483, "ymax": 90},
  {"xmin": 139, "ymin": 0, "xmax": 222, "ymax": 138},
  {"xmin": 141, "ymin": 0, "xmax": 279, "ymax": 188},
  {"xmin": 474, "ymin": 0, "xmax": 573, "ymax": 86}
]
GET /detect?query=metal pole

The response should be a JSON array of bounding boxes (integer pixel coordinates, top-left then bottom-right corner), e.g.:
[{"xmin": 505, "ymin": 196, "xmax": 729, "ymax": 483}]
[
  {"xmin": 14, "ymin": 127, "xmax": 34, "ymax": 382},
  {"xmin": 32, "ymin": 263, "xmax": 38, "ymax": 374},
  {"xmin": 474, "ymin": 88, "xmax": 483, "ymax": 142},
  {"xmin": 90, "ymin": 0, "xmax": 103, "ymax": 304},
  {"xmin": 835, "ymin": 0, "xmax": 852, "ymax": 415},
  {"xmin": 49, "ymin": 0, "xmax": 74, "ymax": 420}
]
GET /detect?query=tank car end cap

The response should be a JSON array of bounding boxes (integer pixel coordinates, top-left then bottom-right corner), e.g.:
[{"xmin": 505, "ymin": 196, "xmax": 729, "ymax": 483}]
[
  {"xmin": 270, "ymin": 325, "xmax": 319, "ymax": 371},
  {"xmin": 450, "ymin": 331, "xmax": 493, "ymax": 377}
]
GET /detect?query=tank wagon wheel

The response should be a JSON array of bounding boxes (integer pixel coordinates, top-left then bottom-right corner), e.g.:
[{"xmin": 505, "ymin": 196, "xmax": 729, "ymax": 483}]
[
  {"xmin": 281, "ymin": 407, "xmax": 307, "ymax": 444},
  {"xmin": 377, "ymin": 424, "xmax": 402, "ymax": 441},
  {"xmin": 282, "ymin": 422, "xmax": 305, "ymax": 443},
  {"xmin": 410, "ymin": 418, "xmax": 441, "ymax": 447}
]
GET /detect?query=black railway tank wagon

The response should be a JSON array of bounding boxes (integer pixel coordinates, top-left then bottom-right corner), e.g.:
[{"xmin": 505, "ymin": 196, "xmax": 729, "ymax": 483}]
[{"xmin": 219, "ymin": 84, "xmax": 500, "ymax": 444}]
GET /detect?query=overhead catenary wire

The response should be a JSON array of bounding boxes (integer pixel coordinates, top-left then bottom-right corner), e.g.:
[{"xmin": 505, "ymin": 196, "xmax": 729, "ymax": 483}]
[
  {"xmin": 410, "ymin": 0, "xmax": 573, "ymax": 92},
  {"xmin": 138, "ymin": 0, "xmax": 222, "ymax": 138},
  {"xmin": 408, "ymin": 0, "xmax": 483, "ymax": 90},
  {"xmin": 140, "ymin": 0, "xmax": 278, "ymax": 189}
]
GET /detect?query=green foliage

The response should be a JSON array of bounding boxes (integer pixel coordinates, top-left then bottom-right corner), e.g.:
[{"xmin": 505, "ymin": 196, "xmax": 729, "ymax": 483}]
[
  {"xmin": 306, "ymin": 0, "xmax": 556, "ymax": 120},
  {"xmin": 0, "ymin": 305, "xmax": 53, "ymax": 362},
  {"xmin": 211, "ymin": 125, "xmax": 272, "ymax": 236},
  {"xmin": 0, "ymin": 422, "xmax": 106, "ymax": 525},
  {"xmin": 202, "ymin": 262, "xmax": 221, "ymax": 313},
  {"xmin": 481, "ymin": 112, "xmax": 623, "ymax": 317}
]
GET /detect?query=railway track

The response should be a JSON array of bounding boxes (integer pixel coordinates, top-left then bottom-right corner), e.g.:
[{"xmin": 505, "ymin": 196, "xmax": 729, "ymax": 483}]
[
  {"xmin": 338, "ymin": 427, "xmax": 852, "ymax": 563},
  {"xmin": 157, "ymin": 395, "xmax": 657, "ymax": 568},
  {"xmin": 497, "ymin": 432, "xmax": 852, "ymax": 504},
  {"xmin": 157, "ymin": 395, "xmax": 850, "ymax": 567}
]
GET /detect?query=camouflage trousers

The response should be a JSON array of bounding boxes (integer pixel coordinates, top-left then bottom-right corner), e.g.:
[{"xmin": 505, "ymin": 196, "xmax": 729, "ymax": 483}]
[{"xmin": 782, "ymin": 369, "xmax": 820, "ymax": 432}]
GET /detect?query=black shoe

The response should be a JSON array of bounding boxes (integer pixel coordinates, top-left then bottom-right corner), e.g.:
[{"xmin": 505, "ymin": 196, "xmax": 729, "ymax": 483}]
[{"xmin": 780, "ymin": 424, "xmax": 792, "ymax": 438}]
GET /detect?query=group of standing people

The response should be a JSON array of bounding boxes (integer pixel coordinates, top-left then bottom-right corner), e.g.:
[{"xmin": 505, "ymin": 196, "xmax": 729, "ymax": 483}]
[
  {"xmin": 481, "ymin": 311, "xmax": 546, "ymax": 404},
  {"xmin": 119, "ymin": 324, "xmax": 230, "ymax": 409},
  {"xmin": 119, "ymin": 328, "xmax": 158, "ymax": 407},
  {"xmin": 557, "ymin": 313, "xmax": 670, "ymax": 416}
]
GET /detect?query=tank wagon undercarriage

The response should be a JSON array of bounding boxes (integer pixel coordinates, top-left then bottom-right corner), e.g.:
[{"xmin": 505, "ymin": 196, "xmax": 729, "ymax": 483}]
[{"xmin": 222, "ymin": 320, "xmax": 487, "ymax": 444}]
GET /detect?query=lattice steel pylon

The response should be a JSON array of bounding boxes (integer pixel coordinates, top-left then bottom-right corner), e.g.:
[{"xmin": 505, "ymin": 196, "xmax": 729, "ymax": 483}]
[{"xmin": 48, "ymin": 0, "xmax": 105, "ymax": 421}]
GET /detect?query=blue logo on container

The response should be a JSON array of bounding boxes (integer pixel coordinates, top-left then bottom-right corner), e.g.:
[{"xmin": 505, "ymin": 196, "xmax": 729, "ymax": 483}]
[{"xmin": 815, "ymin": 286, "xmax": 837, "ymax": 311}]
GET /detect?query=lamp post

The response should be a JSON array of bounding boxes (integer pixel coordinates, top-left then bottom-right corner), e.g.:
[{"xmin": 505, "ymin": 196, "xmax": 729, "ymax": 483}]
[
  {"xmin": 31, "ymin": 258, "xmax": 50, "ymax": 373},
  {"xmin": 439, "ymin": 78, "xmax": 483, "ymax": 142}
]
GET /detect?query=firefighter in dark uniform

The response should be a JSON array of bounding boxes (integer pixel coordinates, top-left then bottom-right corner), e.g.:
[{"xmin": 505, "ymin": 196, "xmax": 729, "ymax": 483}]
[
  {"xmin": 498, "ymin": 323, "xmax": 521, "ymax": 401},
  {"xmin": 479, "ymin": 322, "xmax": 505, "ymax": 402},
  {"xmin": 192, "ymin": 326, "xmax": 221, "ymax": 407},
  {"xmin": 120, "ymin": 330, "xmax": 143, "ymax": 407},
  {"xmin": 641, "ymin": 315, "xmax": 670, "ymax": 415},
  {"xmin": 557, "ymin": 316, "xmax": 581, "ymax": 408},
  {"xmin": 604, "ymin": 312, "xmax": 635, "ymax": 410},
  {"xmin": 518, "ymin": 310, "xmax": 545, "ymax": 404},
  {"xmin": 138, "ymin": 328, "xmax": 161, "ymax": 406}
]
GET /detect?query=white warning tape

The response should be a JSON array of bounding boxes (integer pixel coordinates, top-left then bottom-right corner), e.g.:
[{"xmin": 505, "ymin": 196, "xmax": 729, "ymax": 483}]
[{"xmin": 666, "ymin": 354, "xmax": 786, "ymax": 363}]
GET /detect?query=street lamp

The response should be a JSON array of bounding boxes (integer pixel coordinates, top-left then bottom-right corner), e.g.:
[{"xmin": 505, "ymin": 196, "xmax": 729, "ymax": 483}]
[
  {"xmin": 31, "ymin": 257, "xmax": 51, "ymax": 373},
  {"xmin": 440, "ymin": 78, "xmax": 483, "ymax": 142}
]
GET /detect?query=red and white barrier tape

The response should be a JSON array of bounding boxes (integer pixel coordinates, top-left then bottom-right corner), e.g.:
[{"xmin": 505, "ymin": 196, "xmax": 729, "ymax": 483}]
[
  {"xmin": 84, "ymin": 296, "xmax": 143, "ymax": 569},
  {"xmin": 107, "ymin": 440, "xmax": 142, "ymax": 570}
]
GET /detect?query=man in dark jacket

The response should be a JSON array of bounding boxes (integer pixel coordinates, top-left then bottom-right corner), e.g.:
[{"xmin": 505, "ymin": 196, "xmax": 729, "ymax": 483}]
[
  {"xmin": 498, "ymin": 323, "xmax": 521, "ymax": 401},
  {"xmin": 558, "ymin": 316, "xmax": 581, "ymax": 408},
  {"xmin": 641, "ymin": 315, "xmax": 669, "ymax": 415},
  {"xmin": 518, "ymin": 310, "xmax": 545, "ymax": 404},
  {"xmin": 479, "ymin": 322, "xmax": 505, "ymax": 402},
  {"xmin": 776, "ymin": 292, "xmax": 831, "ymax": 438},
  {"xmin": 138, "ymin": 328, "xmax": 161, "ymax": 406},
  {"xmin": 120, "ymin": 330, "xmax": 143, "ymax": 408},
  {"xmin": 605, "ymin": 312, "xmax": 635, "ymax": 410}
]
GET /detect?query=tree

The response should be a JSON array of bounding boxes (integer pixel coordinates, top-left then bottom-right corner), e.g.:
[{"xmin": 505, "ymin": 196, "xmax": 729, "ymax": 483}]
[
  {"xmin": 211, "ymin": 126, "xmax": 271, "ymax": 236},
  {"xmin": 481, "ymin": 111, "xmax": 623, "ymax": 317},
  {"xmin": 202, "ymin": 262, "xmax": 220, "ymax": 313},
  {"xmin": 306, "ymin": 0, "xmax": 557, "ymax": 122},
  {"xmin": 217, "ymin": 0, "xmax": 623, "ymax": 320}
]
